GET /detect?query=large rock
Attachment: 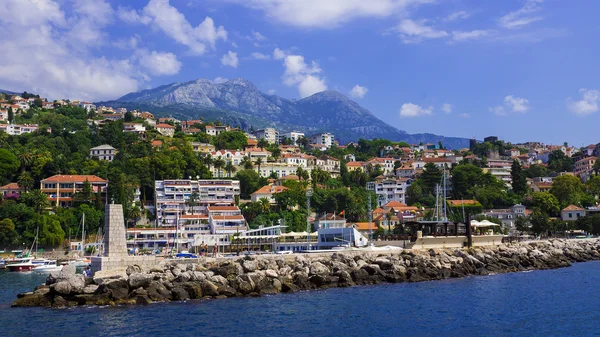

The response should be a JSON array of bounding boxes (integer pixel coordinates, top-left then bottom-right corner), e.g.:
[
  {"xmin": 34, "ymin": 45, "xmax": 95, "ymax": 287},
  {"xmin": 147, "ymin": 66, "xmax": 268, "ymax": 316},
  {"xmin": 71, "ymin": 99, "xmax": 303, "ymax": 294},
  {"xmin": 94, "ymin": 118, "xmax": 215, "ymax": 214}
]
[
  {"xmin": 12, "ymin": 293, "xmax": 51, "ymax": 307},
  {"xmin": 147, "ymin": 281, "xmax": 171, "ymax": 302},
  {"xmin": 171, "ymin": 287, "xmax": 190, "ymax": 301},
  {"xmin": 98, "ymin": 278, "xmax": 130, "ymax": 300},
  {"xmin": 201, "ymin": 280, "xmax": 220, "ymax": 297},
  {"xmin": 309, "ymin": 262, "xmax": 330, "ymax": 275},
  {"xmin": 53, "ymin": 281, "xmax": 72, "ymax": 296},
  {"xmin": 128, "ymin": 273, "xmax": 152, "ymax": 289},
  {"xmin": 242, "ymin": 260, "xmax": 257, "ymax": 273}
]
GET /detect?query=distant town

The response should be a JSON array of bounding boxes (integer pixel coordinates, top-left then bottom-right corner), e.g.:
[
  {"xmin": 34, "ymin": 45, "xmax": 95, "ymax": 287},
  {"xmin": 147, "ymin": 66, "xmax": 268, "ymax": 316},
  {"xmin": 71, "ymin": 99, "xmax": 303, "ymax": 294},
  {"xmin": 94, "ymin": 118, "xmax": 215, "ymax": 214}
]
[{"xmin": 1, "ymin": 91, "xmax": 599, "ymax": 254}]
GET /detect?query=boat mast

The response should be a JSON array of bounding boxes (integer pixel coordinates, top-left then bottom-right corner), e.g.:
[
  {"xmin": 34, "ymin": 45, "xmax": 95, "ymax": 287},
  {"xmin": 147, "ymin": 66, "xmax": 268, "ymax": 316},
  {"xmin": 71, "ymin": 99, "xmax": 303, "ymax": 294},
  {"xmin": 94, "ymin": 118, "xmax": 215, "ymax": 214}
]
[{"xmin": 81, "ymin": 213, "xmax": 85, "ymax": 257}]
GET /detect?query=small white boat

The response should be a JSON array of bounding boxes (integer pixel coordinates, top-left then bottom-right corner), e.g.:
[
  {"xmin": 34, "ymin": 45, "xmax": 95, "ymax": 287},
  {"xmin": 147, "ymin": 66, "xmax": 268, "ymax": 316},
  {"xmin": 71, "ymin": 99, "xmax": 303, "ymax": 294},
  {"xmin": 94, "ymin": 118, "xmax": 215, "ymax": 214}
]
[
  {"xmin": 68, "ymin": 258, "xmax": 91, "ymax": 268},
  {"xmin": 7, "ymin": 258, "xmax": 36, "ymax": 272},
  {"xmin": 33, "ymin": 260, "xmax": 63, "ymax": 272}
]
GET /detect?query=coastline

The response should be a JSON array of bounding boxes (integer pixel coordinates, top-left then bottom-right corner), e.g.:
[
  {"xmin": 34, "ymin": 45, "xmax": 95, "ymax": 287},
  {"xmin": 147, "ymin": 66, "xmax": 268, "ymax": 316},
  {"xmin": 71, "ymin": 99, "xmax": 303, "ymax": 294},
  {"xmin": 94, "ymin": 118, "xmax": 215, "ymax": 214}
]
[{"xmin": 12, "ymin": 239, "xmax": 600, "ymax": 308}]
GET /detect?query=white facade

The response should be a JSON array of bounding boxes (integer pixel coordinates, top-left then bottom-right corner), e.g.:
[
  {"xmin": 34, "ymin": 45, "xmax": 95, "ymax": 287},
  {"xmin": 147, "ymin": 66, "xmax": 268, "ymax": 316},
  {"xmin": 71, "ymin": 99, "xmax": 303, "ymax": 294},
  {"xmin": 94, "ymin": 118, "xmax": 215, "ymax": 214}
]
[
  {"xmin": 309, "ymin": 132, "xmax": 334, "ymax": 148},
  {"xmin": 89, "ymin": 144, "xmax": 116, "ymax": 161},
  {"xmin": 368, "ymin": 178, "xmax": 409, "ymax": 206},
  {"xmin": 0, "ymin": 123, "xmax": 39, "ymax": 135},
  {"xmin": 279, "ymin": 131, "xmax": 304, "ymax": 145},
  {"xmin": 252, "ymin": 128, "xmax": 279, "ymax": 144}
]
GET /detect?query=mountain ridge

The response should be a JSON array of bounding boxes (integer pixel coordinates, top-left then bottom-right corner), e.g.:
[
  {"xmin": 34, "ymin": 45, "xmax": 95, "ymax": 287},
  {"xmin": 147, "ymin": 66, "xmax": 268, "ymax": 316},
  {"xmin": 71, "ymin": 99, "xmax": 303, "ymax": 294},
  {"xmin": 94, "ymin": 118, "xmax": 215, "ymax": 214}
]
[{"xmin": 99, "ymin": 78, "xmax": 469, "ymax": 149}]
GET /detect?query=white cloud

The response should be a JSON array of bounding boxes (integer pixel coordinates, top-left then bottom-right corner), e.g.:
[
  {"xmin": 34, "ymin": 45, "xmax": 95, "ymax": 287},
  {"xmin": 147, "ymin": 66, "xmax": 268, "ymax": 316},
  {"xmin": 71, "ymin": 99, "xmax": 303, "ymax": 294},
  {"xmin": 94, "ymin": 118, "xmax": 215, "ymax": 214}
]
[
  {"xmin": 267, "ymin": 89, "xmax": 276, "ymax": 95},
  {"xmin": 251, "ymin": 52, "xmax": 270, "ymax": 60},
  {"xmin": 251, "ymin": 30, "xmax": 267, "ymax": 41},
  {"xmin": 349, "ymin": 85, "xmax": 368, "ymax": 99},
  {"xmin": 444, "ymin": 11, "xmax": 470, "ymax": 22},
  {"xmin": 504, "ymin": 95, "xmax": 529, "ymax": 112},
  {"xmin": 221, "ymin": 51, "xmax": 239, "ymax": 68},
  {"xmin": 214, "ymin": 77, "xmax": 228, "ymax": 83},
  {"xmin": 237, "ymin": 0, "xmax": 429, "ymax": 28},
  {"xmin": 400, "ymin": 103, "xmax": 433, "ymax": 117},
  {"xmin": 125, "ymin": 0, "xmax": 228, "ymax": 55},
  {"xmin": 490, "ymin": 95, "xmax": 529, "ymax": 116},
  {"xmin": 568, "ymin": 89, "xmax": 599, "ymax": 116},
  {"xmin": 396, "ymin": 19, "xmax": 447, "ymax": 43},
  {"xmin": 489, "ymin": 106, "xmax": 506, "ymax": 116},
  {"xmin": 452, "ymin": 30, "xmax": 490, "ymax": 42},
  {"xmin": 273, "ymin": 48, "xmax": 287, "ymax": 60},
  {"xmin": 279, "ymin": 54, "xmax": 327, "ymax": 98},
  {"xmin": 499, "ymin": 0, "xmax": 543, "ymax": 29},
  {"xmin": 442, "ymin": 103, "xmax": 452, "ymax": 114},
  {"xmin": 66, "ymin": 0, "xmax": 115, "ymax": 46},
  {"xmin": 139, "ymin": 50, "xmax": 181, "ymax": 75},
  {"xmin": 117, "ymin": 6, "xmax": 151, "ymax": 24},
  {"xmin": 231, "ymin": 41, "xmax": 239, "ymax": 48},
  {"xmin": 0, "ymin": 0, "xmax": 140, "ymax": 101},
  {"xmin": 458, "ymin": 113, "xmax": 470, "ymax": 118}
]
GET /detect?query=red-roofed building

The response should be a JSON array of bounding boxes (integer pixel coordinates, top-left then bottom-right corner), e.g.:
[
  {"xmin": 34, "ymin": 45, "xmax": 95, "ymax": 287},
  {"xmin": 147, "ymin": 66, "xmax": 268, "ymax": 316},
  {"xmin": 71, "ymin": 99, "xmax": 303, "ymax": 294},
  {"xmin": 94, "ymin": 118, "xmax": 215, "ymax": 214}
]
[
  {"xmin": 562, "ymin": 205, "xmax": 585, "ymax": 221},
  {"xmin": 250, "ymin": 185, "xmax": 288, "ymax": 203},
  {"xmin": 0, "ymin": 183, "xmax": 24, "ymax": 199},
  {"xmin": 40, "ymin": 175, "xmax": 107, "ymax": 207},
  {"xmin": 156, "ymin": 123, "xmax": 175, "ymax": 137}
]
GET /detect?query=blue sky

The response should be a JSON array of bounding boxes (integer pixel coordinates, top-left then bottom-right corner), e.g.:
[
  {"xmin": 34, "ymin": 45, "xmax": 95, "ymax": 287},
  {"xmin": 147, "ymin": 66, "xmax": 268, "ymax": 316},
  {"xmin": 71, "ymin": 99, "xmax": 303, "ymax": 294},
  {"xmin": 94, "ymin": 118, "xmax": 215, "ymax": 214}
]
[{"xmin": 1, "ymin": 0, "xmax": 599, "ymax": 146}]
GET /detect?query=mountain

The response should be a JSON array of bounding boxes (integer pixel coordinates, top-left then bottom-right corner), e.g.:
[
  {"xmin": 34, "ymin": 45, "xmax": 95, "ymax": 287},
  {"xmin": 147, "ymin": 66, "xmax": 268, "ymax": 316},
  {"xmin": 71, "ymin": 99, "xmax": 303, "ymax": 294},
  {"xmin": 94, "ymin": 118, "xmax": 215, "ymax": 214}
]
[
  {"xmin": 0, "ymin": 89, "xmax": 19, "ymax": 95},
  {"xmin": 100, "ymin": 78, "xmax": 470, "ymax": 149}
]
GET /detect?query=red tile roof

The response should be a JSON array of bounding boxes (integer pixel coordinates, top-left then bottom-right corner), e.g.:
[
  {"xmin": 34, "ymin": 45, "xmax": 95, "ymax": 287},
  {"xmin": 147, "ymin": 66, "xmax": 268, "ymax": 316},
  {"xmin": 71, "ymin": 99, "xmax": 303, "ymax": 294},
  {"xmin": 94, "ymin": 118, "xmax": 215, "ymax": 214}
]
[
  {"xmin": 0, "ymin": 183, "xmax": 21, "ymax": 190},
  {"xmin": 41, "ymin": 175, "xmax": 107, "ymax": 183},
  {"xmin": 562, "ymin": 204, "xmax": 584, "ymax": 211},
  {"xmin": 207, "ymin": 206, "xmax": 240, "ymax": 211}
]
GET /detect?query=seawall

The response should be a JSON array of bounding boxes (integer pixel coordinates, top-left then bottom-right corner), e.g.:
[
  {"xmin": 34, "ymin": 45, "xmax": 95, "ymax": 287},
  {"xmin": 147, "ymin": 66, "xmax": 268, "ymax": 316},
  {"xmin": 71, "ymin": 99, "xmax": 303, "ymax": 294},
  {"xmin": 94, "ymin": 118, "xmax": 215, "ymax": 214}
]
[{"xmin": 13, "ymin": 239, "xmax": 600, "ymax": 308}]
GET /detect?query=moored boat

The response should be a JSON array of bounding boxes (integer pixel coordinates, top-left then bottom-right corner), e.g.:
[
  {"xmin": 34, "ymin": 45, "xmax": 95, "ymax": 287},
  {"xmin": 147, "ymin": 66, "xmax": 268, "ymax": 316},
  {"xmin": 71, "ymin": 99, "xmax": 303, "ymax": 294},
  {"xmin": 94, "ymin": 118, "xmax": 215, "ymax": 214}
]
[
  {"xmin": 7, "ymin": 258, "xmax": 36, "ymax": 272},
  {"xmin": 33, "ymin": 260, "xmax": 63, "ymax": 272}
]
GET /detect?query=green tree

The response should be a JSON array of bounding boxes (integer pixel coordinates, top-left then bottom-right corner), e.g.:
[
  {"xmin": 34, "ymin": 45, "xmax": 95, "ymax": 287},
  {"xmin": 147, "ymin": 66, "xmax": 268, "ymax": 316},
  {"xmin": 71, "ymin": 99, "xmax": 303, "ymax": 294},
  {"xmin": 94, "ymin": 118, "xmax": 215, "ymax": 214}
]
[
  {"xmin": 258, "ymin": 197, "xmax": 271, "ymax": 213},
  {"xmin": 420, "ymin": 162, "xmax": 443, "ymax": 195},
  {"xmin": 451, "ymin": 163, "xmax": 483, "ymax": 199},
  {"xmin": 214, "ymin": 131, "xmax": 247, "ymax": 150},
  {"xmin": 241, "ymin": 156, "xmax": 253, "ymax": 170},
  {"xmin": 550, "ymin": 175, "xmax": 584, "ymax": 207},
  {"xmin": 234, "ymin": 169, "xmax": 266, "ymax": 199},
  {"xmin": 0, "ymin": 218, "xmax": 18, "ymax": 246},
  {"xmin": 73, "ymin": 180, "xmax": 93, "ymax": 207},
  {"xmin": 515, "ymin": 216, "xmax": 531, "ymax": 234},
  {"xmin": 0, "ymin": 149, "xmax": 19, "ymax": 184},
  {"xmin": 17, "ymin": 171, "xmax": 34, "ymax": 192},
  {"xmin": 547, "ymin": 150, "xmax": 574, "ymax": 172},
  {"xmin": 531, "ymin": 192, "xmax": 560, "ymax": 216},
  {"xmin": 530, "ymin": 211, "xmax": 550, "ymax": 236},
  {"xmin": 224, "ymin": 161, "xmax": 236, "ymax": 178},
  {"xmin": 21, "ymin": 190, "xmax": 49, "ymax": 214},
  {"xmin": 586, "ymin": 174, "xmax": 600, "ymax": 198},
  {"xmin": 296, "ymin": 166, "xmax": 310, "ymax": 181},
  {"xmin": 511, "ymin": 160, "xmax": 527, "ymax": 195},
  {"xmin": 257, "ymin": 138, "xmax": 269, "ymax": 149},
  {"xmin": 186, "ymin": 192, "xmax": 199, "ymax": 214},
  {"xmin": 213, "ymin": 158, "xmax": 225, "ymax": 178}
]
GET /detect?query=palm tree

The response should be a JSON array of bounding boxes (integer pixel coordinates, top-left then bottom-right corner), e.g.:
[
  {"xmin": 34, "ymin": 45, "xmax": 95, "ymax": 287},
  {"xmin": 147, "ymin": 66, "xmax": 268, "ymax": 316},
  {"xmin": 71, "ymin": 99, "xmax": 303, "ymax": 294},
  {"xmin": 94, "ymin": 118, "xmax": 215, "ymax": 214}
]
[
  {"xmin": 22, "ymin": 189, "xmax": 49, "ymax": 213},
  {"xmin": 386, "ymin": 212, "xmax": 394, "ymax": 235},
  {"xmin": 257, "ymin": 138, "xmax": 269, "ymax": 149},
  {"xmin": 258, "ymin": 197, "xmax": 271, "ymax": 214},
  {"xmin": 18, "ymin": 151, "xmax": 34, "ymax": 173},
  {"xmin": 225, "ymin": 161, "xmax": 236, "ymax": 178},
  {"xmin": 17, "ymin": 171, "xmax": 34, "ymax": 192},
  {"xmin": 127, "ymin": 206, "xmax": 142, "ymax": 227},
  {"xmin": 255, "ymin": 158, "xmax": 263, "ymax": 176},
  {"xmin": 241, "ymin": 156, "xmax": 253, "ymax": 170},
  {"xmin": 213, "ymin": 158, "xmax": 225, "ymax": 178},
  {"xmin": 186, "ymin": 192, "xmax": 199, "ymax": 214}
]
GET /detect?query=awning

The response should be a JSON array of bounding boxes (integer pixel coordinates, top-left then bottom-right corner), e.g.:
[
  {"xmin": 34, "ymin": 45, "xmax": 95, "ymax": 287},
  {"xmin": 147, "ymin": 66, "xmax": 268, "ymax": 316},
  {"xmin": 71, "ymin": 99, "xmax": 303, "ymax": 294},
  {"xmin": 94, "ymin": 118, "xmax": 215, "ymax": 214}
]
[{"xmin": 470, "ymin": 220, "xmax": 498, "ymax": 227}]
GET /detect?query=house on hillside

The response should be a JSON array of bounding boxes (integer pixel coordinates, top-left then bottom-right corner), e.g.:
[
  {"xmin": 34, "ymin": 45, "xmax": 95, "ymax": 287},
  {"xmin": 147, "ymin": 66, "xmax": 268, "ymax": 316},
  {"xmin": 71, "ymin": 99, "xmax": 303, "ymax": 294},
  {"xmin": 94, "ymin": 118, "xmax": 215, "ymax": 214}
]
[{"xmin": 562, "ymin": 205, "xmax": 585, "ymax": 221}]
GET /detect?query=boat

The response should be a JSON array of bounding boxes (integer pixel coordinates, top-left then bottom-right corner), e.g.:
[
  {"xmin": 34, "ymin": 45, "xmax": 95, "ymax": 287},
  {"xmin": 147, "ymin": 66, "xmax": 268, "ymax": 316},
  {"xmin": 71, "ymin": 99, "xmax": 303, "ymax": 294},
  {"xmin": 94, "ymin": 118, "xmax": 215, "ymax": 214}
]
[
  {"xmin": 33, "ymin": 260, "xmax": 63, "ymax": 272},
  {"xmin": 68, "ymin": 258, "xmax": 91, "ymax": 268},
  {"xmin": 67, "ymin": 213, "xmax": 91, "ymax": 267},
  {"xmin": 7, "ymin": 258, "xmax": 36, "ymax": 272}
]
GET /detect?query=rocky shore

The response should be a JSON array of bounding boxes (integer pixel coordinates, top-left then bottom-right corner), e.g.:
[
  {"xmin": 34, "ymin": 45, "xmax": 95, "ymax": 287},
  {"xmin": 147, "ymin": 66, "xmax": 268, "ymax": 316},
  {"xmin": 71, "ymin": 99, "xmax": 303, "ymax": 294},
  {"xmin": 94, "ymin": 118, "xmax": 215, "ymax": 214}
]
[{"xmin": 13, "ymin": 239, "xmax": 600, "ymax": 308}]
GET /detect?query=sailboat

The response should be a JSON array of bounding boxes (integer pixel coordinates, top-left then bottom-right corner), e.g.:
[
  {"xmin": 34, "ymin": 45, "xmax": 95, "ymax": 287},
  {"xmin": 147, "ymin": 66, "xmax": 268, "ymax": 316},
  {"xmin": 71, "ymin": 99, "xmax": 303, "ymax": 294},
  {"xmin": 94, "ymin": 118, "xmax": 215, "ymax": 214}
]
[{"xmin": 69, "ymin": 213, "xmax": 91, "ymax": 268}]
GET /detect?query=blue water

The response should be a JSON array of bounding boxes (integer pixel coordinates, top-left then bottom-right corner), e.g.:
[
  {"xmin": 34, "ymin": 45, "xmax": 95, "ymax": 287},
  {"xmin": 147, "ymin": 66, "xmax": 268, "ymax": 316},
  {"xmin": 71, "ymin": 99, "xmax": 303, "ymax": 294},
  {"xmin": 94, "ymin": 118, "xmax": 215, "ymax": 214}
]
[{"xmin": 2, "ymin": 262, "xmax": 600, "ymax": 337}]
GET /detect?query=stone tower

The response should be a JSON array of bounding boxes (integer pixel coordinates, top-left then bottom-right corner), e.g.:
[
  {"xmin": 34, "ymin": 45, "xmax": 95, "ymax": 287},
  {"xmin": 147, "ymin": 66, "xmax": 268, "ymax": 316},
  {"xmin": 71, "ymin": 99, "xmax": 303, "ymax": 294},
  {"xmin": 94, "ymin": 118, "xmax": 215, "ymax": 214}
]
[{"xmin": 103, "ymin": 204, "xmax": 127, "ymax": 258}]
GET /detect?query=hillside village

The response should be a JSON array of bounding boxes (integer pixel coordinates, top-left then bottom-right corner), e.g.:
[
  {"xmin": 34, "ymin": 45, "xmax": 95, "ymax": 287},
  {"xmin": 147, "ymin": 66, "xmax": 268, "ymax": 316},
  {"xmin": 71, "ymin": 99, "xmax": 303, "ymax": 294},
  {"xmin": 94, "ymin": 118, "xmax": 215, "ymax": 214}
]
[{"xmin": 1, "ymin": 91, "xmax": 600, "ymax": 253}]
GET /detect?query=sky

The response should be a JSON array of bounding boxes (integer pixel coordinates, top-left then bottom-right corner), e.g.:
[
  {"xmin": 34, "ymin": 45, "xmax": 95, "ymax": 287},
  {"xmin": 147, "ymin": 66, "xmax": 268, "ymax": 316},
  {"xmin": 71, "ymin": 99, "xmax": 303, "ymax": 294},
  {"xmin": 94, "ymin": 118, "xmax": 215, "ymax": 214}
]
[{"xmin": 0, "ymin": 0, "xmax": 599, "ymax": 146}]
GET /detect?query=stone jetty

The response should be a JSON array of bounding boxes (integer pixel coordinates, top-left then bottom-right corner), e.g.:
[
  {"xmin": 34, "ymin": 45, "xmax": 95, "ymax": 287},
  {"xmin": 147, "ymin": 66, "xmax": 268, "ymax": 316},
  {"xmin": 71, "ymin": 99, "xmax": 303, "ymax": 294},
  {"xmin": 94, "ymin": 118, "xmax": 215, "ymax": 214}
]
[{"xmin": 12, "ymin": 239, "xmax": 600, "ymax": 308}]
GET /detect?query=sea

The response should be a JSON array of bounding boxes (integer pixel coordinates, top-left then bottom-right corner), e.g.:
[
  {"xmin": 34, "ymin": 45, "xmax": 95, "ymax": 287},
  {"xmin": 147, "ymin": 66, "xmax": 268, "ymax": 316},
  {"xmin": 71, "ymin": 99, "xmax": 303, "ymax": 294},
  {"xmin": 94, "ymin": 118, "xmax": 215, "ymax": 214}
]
[{"xmin": 2, "ymin": 261, "xmax": 600, "ymax": 337}]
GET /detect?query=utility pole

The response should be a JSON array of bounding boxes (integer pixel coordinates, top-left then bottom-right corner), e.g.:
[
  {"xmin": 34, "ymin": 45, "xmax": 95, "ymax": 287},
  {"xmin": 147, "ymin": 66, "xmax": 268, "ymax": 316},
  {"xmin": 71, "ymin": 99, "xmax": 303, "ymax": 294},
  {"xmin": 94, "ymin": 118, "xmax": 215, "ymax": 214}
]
[
  {"xmin": 367, "ymin": 182, "xmax": 375, "ymax": 241},
  {"xmin": 306, "ymin": 188, "xmax": 313, "ymax": 251}
]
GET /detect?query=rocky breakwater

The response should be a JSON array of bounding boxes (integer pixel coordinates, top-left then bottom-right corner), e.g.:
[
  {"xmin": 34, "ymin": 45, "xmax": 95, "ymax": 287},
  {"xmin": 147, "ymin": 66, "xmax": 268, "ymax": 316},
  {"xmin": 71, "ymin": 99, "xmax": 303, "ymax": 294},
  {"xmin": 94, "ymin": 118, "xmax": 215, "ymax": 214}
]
[{"xmin": 13, "ymin": 239, "xmax": 600, "ymax": 308}]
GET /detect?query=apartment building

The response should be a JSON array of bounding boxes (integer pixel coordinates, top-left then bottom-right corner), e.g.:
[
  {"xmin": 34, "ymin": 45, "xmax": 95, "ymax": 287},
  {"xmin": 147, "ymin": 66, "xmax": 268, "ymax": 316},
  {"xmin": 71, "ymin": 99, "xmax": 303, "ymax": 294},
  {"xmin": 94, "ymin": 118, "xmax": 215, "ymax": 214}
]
[
  {"xmin": 89, "ymin": 144, "xmax": 117, "ymax": 161},
  {"xmin": 252, "ymin": 128, "xmax": 279, "ymax": 144},
  {"xmin": 368, "ymin": 176, "xmax": 410, "ymax": 206},
  {"xmin": 279, "ymin": 131, "xmax": 304, "ymax": 146},
  {"xmin": 308, "ymin": 132, "xmax": 334, "ymax": 149},
  {"xmin": 40, "ymin": 175, "xmax": 108, "ymax": 208}
]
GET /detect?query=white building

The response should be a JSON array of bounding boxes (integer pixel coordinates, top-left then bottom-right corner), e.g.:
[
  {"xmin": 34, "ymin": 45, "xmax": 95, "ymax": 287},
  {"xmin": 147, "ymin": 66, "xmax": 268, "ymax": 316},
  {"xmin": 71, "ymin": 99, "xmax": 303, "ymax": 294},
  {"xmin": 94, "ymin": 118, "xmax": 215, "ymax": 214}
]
[
  {"xmin": 279, "ymin": 131, "xmax": 304, "ymax": 146},
  {"xmin": 368, "ymin": 177, "xmax": 410, "ymax": 206},
  {"xmin": 256, "ymin": 162, "xmax": 298, "ymax": 178},
  {"xmin": 156, "ymin": 123, "xmax": 175, "ymax": 137},
  {"xmin": 252, "ymin": 128, "xmax": 279, "ymax": 144},
  {"xmin": 308, "ymin": 132, "xmax": 334, "ymax": 148},
  {"xmin": 484, "ymin": 159, "xmax": 513, "ymax": 186},
  {"xmin": 205, "ymin": 125, "xmax": 231, "ymax": 136},
  {"xmin": 154, "ymin": 179, "xmax": 240, "ymax": 226},
  {"xmin": 89, "ymin": 144, "xmax": 117, "ymax": 161},
  {"xmin": 0, "ymin": 123, "xmax": 39, "ymax": 135}
]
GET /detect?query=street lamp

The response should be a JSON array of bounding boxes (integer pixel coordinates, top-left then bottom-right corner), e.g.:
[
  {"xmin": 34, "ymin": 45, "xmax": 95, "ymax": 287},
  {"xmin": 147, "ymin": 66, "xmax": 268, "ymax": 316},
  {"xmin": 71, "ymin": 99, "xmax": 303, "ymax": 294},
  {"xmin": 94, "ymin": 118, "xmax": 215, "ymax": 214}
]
[{"xmin": 306, "ymin": 188, "xmax": 313, "ymax": 251}]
